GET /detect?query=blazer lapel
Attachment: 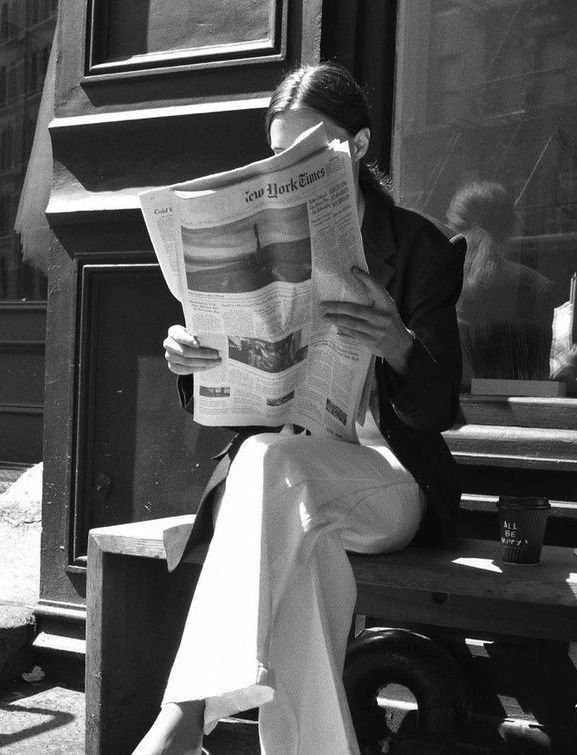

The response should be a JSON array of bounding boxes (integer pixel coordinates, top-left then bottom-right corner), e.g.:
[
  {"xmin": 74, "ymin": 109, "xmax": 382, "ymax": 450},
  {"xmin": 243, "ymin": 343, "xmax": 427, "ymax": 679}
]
[
  {"xmin": 361, "ymin": 189, "xmax": 397, "ymax": 292},
  {"xmin": 380, "ymin": 259, "xmax": 397, "ymax": 291}
]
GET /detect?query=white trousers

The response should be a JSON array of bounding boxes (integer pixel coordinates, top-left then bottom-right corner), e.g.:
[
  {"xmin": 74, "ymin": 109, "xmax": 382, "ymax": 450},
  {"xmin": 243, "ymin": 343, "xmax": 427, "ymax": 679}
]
[{"xmin": 162, "ymin": 420, "xmax": 425, "ymax": 754}]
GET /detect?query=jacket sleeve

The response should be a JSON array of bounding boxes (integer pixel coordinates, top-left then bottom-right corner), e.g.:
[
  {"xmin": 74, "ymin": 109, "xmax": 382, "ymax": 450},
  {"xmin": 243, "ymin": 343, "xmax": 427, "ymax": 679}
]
[
  {"xmin": 381, "ymin": 220, "xmax": 465, "ymax": 432},
  {"xmin": 175, "ymin": 374, "xmax": 280, "ymax": 443},
  {"xmin": 176, "ymin": 374, "xmax": 195, "ymax": 413}
]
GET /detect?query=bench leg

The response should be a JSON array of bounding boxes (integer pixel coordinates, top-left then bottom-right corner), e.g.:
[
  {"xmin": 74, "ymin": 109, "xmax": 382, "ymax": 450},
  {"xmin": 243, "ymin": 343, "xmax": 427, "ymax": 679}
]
[{"xmin": 86, "ymin": 538, "xmax": 199, "ymax": 755}]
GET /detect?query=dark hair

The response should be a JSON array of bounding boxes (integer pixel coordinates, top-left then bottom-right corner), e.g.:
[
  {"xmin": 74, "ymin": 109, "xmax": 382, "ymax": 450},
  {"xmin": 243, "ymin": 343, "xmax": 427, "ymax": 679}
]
[
  {"xmin": 447, "ymin": 181, "xmax": 515, "ymax": 294},
  {"xmin": 447, "ymin": 181, "xmax": 515, "ymax": 241},
  {"xmin": 266, "ymin": 62, "xmax": 391, "ymax": 199}
]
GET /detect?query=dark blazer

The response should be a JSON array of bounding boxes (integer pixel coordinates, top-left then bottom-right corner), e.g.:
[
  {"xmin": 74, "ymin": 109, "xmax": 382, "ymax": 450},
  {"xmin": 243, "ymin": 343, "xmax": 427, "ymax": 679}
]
[{"xmin": 163, "ymin": 186, "xmax": 466, "ymax": 571}]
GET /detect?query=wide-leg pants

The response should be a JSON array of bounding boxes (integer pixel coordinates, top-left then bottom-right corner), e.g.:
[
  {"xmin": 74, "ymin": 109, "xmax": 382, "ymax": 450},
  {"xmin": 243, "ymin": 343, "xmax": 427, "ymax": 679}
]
[{"xmin": 162, "ymin": 423, "xmax": 425, "ymax": 754}]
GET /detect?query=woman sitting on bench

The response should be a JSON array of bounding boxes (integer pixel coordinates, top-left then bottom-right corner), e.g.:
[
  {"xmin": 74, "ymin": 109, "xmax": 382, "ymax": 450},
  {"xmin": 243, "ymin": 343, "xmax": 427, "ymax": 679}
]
[{"xmin": 134, "ymin": 62, "xmax": 465, "ymax": 755}]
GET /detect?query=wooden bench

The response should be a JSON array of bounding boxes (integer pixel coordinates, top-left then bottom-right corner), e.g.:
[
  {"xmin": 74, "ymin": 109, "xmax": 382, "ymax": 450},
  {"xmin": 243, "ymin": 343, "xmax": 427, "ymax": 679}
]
[{"xmin": 85, "ymin": 515, "xmax": 577, "ymax": 754}]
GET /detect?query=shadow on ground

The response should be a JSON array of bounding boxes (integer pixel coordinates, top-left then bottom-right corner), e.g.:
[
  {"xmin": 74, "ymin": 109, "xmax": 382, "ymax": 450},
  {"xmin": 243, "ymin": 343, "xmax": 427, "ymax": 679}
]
[{"xmin": 0, "ymin": 681, "xmax": 84, "ymax": 754}]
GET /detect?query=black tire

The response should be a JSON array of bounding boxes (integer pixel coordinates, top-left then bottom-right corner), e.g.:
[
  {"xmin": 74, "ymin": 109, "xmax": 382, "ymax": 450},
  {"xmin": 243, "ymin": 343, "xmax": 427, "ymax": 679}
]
[{"xmin": 343, "ymin": 628, "xmax": 468, "ymax": 750}]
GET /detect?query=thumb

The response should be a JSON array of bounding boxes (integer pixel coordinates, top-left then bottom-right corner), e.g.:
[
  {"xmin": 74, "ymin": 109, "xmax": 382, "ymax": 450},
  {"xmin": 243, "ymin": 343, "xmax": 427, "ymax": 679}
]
[
  {"xmin": 169, "ymin": 324, "xmax": 199, "ymax": 346},
  {"xmin": 351, "ymin": 266, "xmax": 391, "ymax": 305}
]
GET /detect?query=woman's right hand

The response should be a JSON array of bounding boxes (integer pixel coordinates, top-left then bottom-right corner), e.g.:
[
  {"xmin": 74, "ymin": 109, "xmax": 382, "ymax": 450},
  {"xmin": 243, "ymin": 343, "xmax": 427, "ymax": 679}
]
[{"xmin": 163, "ymin": 324, "xmax": 221, "ymax": 374}]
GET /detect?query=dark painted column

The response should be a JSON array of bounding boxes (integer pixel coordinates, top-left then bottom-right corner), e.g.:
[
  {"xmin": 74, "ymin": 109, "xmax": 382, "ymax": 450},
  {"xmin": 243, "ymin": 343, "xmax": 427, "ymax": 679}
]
[{"xmin": 37, "ymin": 0, "xmax": 324, "ymax": 659}]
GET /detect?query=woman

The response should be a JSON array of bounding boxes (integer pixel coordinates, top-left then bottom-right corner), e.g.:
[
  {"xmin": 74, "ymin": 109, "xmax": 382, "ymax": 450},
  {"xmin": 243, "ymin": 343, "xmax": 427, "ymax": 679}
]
[
  {"xmin": 135, "ymin": 62, "xmax": 465, "ymax": 755},
  {"xmin": 446, "ymin": 181, "xmax": 554, "ymax": 385}
]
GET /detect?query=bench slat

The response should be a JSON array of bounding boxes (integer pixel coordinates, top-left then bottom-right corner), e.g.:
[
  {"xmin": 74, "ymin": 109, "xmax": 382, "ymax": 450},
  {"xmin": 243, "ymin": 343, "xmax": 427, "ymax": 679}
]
[
  {"xmin": 88, "ymin": 518, "xmax": 577, "ymax": 641},
  {"xmin": 353, "ymin": 584, "xmax": 577, "ymax": 641},
  {"xmin": 90, "ymin": 515, "xmax": 196, "ymax": 559},
  {"xmin": 349, "ymin": 540, "xmax": 577, "ymax": 609},
  {"xmin": 90, "ymin": 519, "xmax": 577, "ymax": 608}
]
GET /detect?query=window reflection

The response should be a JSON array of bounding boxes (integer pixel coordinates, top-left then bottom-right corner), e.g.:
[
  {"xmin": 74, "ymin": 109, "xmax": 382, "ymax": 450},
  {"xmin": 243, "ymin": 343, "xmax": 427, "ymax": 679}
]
[
  {"xmin": 393, "ymin": 0, "xmax": 577, "ymax": 396},
  {"xmin": 0, "ymin": 0, "xmax": 56, "ymax": 301},
  {"xmin": 448, "ymin": 181, "xmax": 554, "ymax": 384}
]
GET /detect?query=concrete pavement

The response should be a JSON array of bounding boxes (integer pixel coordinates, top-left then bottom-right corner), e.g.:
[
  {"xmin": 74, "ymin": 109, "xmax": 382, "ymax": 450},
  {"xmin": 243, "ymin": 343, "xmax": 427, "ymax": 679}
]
[
  {"xmin": 0, "ymin": 681, "xmax": 85, "ymax": 753},
  {"xmin": 0, "ymin": 463, "xmax": 85, "ymax": 754},
  {"xmin": 0, "ymin": 466, "xmax": 260, "ymax": 752},
  {"xmin": 0, "ymin": 680, "xmax": 259, "ymax": 753},
  {"xmin": 0, "ymin": 463, "xmax": 42, "ymax": 691}
]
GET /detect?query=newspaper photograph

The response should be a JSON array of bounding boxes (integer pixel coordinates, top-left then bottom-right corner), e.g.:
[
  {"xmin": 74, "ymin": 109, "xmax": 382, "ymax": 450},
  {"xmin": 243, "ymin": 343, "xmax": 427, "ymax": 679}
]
[{"xmin": 139, "ymin": 125, "xmax": 374, "ymax": 442}]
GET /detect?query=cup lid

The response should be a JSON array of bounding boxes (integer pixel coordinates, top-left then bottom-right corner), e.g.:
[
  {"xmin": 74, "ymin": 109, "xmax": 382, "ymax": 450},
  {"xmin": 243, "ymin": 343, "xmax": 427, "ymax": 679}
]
[{"xmin": 498, "ymin": 496, "xmax": 550, "ymax": 510}]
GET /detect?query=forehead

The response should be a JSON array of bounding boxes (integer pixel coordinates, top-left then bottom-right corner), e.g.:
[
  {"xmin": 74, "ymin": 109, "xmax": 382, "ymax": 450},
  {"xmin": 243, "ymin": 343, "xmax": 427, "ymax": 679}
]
[{"xmin": 269, "ymin": 107, "xmax": 350, "ymax": 150}]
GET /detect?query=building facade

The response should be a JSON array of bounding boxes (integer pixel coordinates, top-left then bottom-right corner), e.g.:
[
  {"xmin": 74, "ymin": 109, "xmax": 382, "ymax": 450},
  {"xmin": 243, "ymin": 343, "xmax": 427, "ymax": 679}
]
[
  {"xmin": 0, "ymin": 0, "xmax": 57, "ymax": 463},
  {"xmin": 25, "ymin": 0, "xmax": 577, "ymax": 741}
]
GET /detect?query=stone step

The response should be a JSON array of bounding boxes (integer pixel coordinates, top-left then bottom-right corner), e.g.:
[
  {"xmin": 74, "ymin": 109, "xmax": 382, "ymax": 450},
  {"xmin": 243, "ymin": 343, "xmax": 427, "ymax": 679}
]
[
  {"xmin": 0, "ymin": 603, "xmax": 36, "ymax": 689},
  {"xmin": 0, "ymin": 466, "xmax": 27, "ymax": 495}
]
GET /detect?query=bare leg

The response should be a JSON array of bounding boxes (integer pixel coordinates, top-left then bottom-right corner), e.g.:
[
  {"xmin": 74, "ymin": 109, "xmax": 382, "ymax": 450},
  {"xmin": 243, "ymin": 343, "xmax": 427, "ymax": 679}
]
[{"xmin": 132, "ymin": 700, "xmax": 205, "ymax": 755}]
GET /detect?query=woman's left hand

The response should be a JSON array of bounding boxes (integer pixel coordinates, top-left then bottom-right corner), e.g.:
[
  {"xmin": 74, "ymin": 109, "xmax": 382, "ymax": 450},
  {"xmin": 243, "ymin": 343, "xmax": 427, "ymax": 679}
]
[{"xmin": 320, "ymin": 266, "xmax": 414, "ymax": 376}]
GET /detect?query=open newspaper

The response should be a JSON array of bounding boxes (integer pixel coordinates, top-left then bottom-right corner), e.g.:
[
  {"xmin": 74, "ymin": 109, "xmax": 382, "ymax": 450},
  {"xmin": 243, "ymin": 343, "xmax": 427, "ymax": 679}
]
[{"xmin": 139, "ymin": 124, "xmax": 374, "ymax": 442}]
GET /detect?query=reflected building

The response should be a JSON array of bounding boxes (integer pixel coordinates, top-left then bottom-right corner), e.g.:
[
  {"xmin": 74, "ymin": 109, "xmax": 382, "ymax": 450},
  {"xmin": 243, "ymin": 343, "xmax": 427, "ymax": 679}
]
[
  {"xmin": 0, "ymin": 0, "xmax": 57, "ymax": 300},
  {"xmin": 0, "ymin": 1, "xmax": 57, "ymax": 464},
  {"xmin": 394, "ymin": 0, "xmax": 577, "ymax": 388},
  {"xmin": 396, "ymin": 1, "xmax": 577, "ymax": 237}
]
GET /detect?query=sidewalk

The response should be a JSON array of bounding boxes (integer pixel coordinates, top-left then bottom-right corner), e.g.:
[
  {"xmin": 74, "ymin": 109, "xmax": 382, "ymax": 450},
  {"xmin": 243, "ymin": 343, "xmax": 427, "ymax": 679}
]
[
  {"xmin": 0, "ymin": 464, "xmax": 86, "ymax": 754},
  {"xmin": 0, "ymin": 464, "xmax": 42, "ymax": 692},
  {"xmin": 0, "ymin": 681, "xmax": 85, "ymax": 754},
  {"xmin": 0, "ymin": 465, "xmax": 259, "ymax": 753},
  {"xmin": 0, "ymin": 463, "xmax": 42, "ymax": 607},
  {"xmin": 0, "ymin": 679, "xmax": 258, "ymax": 753}
]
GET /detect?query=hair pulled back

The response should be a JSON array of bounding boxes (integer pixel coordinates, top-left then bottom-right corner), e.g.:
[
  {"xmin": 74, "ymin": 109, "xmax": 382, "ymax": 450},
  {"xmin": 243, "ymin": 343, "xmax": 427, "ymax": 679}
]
[
  {"xmin": 447, "ymin": 181, "xmax": 515, "ymax": 294},
  {"xmin": 447, "ymin": 181, "xmax": 515, "ymax": 242},
  {"xmin": 266, "ymin": 62, "xmax": 391, "ymax": 199}
]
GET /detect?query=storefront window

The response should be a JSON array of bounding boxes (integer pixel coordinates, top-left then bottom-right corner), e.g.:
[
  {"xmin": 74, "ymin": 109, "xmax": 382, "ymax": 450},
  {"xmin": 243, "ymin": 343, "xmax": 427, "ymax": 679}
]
[
  {"xmin": 393, "ymin": 0, "xmax": 577, "ymax": 397},
  {"xmin": 0, "ymin": 0, "xmax": 56, "ymax": 301}
]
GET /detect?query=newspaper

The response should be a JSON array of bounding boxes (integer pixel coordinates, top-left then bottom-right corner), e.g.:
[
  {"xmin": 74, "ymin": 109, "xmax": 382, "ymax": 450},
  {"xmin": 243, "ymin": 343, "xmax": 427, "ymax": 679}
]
[
  {"xmin": 550, "ymin": 272, "xmax": 576, "ymax": 379},
  {"xmin": 139, "ymin": 124, "xmax": 374, "ymax": 442}
]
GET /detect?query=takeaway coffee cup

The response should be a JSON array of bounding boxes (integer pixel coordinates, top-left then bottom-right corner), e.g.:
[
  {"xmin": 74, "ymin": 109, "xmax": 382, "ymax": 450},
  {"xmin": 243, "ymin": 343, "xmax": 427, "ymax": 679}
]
[{"xmin": 497, "ymin": 496, "xmax": 551, "ymax": 564}]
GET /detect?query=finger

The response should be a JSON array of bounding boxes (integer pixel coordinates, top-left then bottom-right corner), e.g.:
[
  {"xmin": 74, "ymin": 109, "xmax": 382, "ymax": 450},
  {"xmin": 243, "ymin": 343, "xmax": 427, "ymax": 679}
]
[
  {"xmin": 327, "ymin": 318, "xmax": 384, "ymax": 345},
  {"xmin": 164, "ymin": 351, "xmax": 222, "ymax": 364},
  {"xmin": 321, "ymin": 301, "xmax": 394, "ymax": 319},
  {"xmin": 164, "ymin": 335, "xmax": 201, "ymax": 353},
  {"xmin": 335, "ymin": 327, "xmax": 374, "ymax": 346},
  {"xmin": 166, "ymin": 352, "xmax": 222, "ymax": 366},
  {"xmin": 166, "ymin": 352, "xmax": 222, "ymax": 368},
  {"xmin": 351, "ymin": 266, "xmax": 396, "ymax": 304},
  {"xmin": 165, "ymin": 345, "xmax": 220, "ymax": 361},
  {"xmin": 167, "ymin": 362, "xmax": 219, "ymax": 375},
  {"xmin": 324, "ymin": 313, "xmax": 373, "ymax": 330},
  {"xmin": 164, "ymin": 338, "xmax": 220, "ymax": 360},
  {"xmin": 323, "ymin": 309, "xmax": 397, "ymax": 334},
  {"xmin": 167, "ymin": 324, "xmax": 200, "ymax": 347},
  {"xmin": 336, "ymin": 326, "xmax": 359, "ymax": 338}
]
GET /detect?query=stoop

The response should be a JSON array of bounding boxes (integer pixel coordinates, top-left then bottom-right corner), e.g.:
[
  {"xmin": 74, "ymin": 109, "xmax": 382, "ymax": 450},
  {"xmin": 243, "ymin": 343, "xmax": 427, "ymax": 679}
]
[{"xmin": 0, "ymin": 604, "xmax": 35, "ymax": 688}]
